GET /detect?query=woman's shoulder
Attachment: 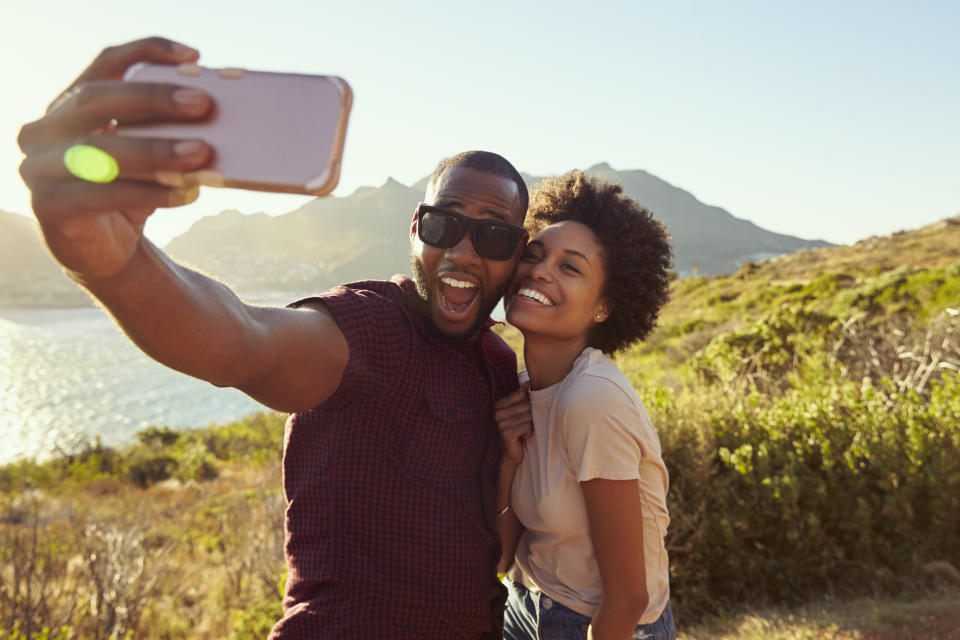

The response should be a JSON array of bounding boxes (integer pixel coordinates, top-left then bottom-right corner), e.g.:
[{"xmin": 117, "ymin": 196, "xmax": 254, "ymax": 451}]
[{"xmin": 559, "ymin": 348, "xmax": 641, "ymax": 412}]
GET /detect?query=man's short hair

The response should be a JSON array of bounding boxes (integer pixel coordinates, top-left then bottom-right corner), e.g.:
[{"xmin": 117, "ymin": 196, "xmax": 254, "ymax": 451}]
[{"xmin": 428, "ymin": 151, "xmax": 529, "ymax": 215}]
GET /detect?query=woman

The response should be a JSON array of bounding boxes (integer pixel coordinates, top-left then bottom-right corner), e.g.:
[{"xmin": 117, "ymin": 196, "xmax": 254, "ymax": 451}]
[{"xmin": 494, "ymin": 170, "xmax": 675, "ymax": 640}]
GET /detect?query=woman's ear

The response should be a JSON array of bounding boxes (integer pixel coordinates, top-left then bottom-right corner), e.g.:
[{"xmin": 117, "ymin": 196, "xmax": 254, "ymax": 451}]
[{"xmin": 593, "ymin": 302, "xmax": 610, "ymax": 323}]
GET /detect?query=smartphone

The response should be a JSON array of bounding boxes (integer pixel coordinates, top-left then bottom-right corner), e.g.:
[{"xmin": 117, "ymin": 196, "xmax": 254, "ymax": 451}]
[{"xmin": 117, "ymin": 63, "xmax": 352, "ymax": 196}]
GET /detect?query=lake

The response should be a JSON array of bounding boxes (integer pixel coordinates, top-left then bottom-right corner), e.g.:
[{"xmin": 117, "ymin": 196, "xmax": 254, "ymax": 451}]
[{"xmin": 0, "ymin": 306, "xmax": 266, "ymax": 465}]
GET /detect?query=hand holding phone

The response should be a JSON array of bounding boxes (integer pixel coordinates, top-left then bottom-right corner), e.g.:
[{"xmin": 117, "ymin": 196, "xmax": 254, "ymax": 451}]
[{"xmin": 118, "ymin": 63, "xmax": 352, "ymax": 196}]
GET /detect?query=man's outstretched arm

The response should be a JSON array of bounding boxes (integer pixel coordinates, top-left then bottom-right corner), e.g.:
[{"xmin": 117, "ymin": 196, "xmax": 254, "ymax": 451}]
[{"xmin": 18, "ymin": 37, "xmax": 347, "ymax": 412}]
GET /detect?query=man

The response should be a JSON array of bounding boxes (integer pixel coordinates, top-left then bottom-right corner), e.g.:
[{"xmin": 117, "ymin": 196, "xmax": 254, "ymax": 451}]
[{"xmin": 18, "ymin": 37, "xmax": 529, "ymax": 638}]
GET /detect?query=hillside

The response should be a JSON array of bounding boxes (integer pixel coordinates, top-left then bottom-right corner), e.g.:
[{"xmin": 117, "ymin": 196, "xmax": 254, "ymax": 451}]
[
  {"xmin": 0, "ymin": 210, "xmax": 49, "ymax": 273},
  {"xmin": 497, "ymin": 215, "xmax": 960, "ymax": 376},
  {"xmin": 630, "ymin": 215, "xmax": 960, "ymax": 384},
  {"xmin": 162, "ymin": 164, "xmax": 832, "ymax": 299},
  {"xmin": 0, "ymin": 210, "xmax": 89, "ymax": 306}
]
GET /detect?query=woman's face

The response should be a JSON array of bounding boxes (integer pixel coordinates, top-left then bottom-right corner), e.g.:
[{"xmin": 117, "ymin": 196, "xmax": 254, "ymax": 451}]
[{"xmin": 504, "ymin": 220, "xmax": 608, "ymax": 343}]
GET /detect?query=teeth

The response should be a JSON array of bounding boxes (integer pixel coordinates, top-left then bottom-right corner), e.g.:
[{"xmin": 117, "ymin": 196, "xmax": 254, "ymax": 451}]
[
  {"xmin": 441, "ymin": 276, "xmax": 476, "ymax": 289},
  {"xmin": 518, "ymin": 287, "xmax": 554, "ymax": 306}
]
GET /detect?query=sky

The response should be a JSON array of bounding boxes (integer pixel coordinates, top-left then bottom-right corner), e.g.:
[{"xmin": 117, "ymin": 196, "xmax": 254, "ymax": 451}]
[{"xmin": 2, "ymin": 0, "xmax": 958, "ymax": 248}]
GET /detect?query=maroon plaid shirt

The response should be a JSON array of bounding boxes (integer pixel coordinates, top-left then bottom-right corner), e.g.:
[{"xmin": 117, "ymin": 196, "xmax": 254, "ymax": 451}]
[{"xmin": 269, "ymin": 276, "xmax": 518, "ymax": 639}]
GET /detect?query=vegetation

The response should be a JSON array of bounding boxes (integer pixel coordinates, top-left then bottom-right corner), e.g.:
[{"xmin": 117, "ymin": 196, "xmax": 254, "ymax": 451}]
[
  {"xmin": 0, "ymin": 415, "xmax": 286, "ymax": 639},
  {"xmin": 2, "ymin": 217, "xmax": 959, "ymax": 638}
]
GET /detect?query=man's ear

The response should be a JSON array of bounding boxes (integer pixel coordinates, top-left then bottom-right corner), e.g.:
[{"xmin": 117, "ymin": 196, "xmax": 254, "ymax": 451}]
[{"xmin": 410, "ymin": 209, "xmax": 419, "ymax": 238}]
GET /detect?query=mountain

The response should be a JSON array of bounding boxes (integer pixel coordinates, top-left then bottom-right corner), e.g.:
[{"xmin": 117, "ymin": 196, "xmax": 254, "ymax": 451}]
[
  {"xmin": 0, "ymin": 164, "xmax": 841, "ymax": 306},
  {"xmin": 164, "ymin": 176, "xmax": 420, "ymax": 301},
  {"xmin": 0, "ymin": 210, "xmax": 51, "ymax": 273},
  {"xmin": 0, "ymin": 210, "xmax": 89, "ymax": 306},
  {"xmin": 163, "ymin": 164, "xmax": 833, "ymax": 299},
  {"xmin": 582, "ymin": 163, "xmax": 831, "ymax": 273}
]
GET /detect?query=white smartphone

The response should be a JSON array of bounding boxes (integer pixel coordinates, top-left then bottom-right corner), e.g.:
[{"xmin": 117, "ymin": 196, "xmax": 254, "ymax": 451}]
[{"xmin": 117, "ymin": 62, "xmax": 352, "ymax": 196}]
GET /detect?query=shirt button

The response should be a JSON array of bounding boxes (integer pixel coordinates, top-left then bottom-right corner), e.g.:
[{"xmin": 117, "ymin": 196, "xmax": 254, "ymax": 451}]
[{"xmin": 541, "ymin": 596, "xmax": 554, "ymax": 609}]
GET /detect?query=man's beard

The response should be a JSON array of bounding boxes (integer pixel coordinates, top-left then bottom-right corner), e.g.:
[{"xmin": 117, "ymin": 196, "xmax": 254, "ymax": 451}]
[{"xmin": 410, "ymin": 254, "xmax": 515, "ymax": 340}]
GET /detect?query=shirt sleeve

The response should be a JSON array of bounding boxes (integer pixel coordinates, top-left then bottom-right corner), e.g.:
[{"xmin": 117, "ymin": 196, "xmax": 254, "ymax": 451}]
[
  {"xmin": 559, "ymin": 375, "xmax": 645, "ymax": 483},
  {"xmin": 288, "ymin": 281, "xmax": 410, "ymax": 406}
]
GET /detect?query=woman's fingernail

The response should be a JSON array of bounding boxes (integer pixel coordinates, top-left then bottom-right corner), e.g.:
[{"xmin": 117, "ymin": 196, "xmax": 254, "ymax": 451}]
[
  {"xmin": 173, "ymin": 89, "xmax": 207, "ymax": 112},
  {"xmin": 168, "ymin": 185, "xmax": 200, "ymax": 207},
  {"xmin": 173, "ymin": 140, "xmax": 205, "ymax": 158}
]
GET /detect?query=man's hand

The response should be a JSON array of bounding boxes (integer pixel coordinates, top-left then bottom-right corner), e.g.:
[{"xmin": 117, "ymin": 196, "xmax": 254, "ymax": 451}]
[{"xmin": 18, "ymin": 37, "xmax": 213, "ymax": 280}]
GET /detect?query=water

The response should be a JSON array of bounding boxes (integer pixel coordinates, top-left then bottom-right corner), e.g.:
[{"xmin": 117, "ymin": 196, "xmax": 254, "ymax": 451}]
[{"xmin": 0, "ymin": 307, "xmax": 266, "ymax": 465}]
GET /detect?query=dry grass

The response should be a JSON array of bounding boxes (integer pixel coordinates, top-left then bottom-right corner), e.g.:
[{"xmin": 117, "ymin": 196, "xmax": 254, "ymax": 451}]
[
  {"xmin": 1, "ymin": 462, "xmax": 285, "ymax": 639},
  {"xmin": 679, "ymin": 590, "xmax": 960, "ymax": 640}
]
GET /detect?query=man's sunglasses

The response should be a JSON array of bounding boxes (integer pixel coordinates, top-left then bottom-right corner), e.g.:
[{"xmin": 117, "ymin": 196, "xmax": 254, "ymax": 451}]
[{"xmin": 415, "ymin": 203, "xmax": 527, "ymax": 261}]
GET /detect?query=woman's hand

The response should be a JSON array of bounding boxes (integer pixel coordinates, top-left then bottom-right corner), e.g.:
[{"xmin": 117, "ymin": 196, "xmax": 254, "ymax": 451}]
[{"xmin": 494, "ymin": 385, "xmax": 533, "ymax": 466}]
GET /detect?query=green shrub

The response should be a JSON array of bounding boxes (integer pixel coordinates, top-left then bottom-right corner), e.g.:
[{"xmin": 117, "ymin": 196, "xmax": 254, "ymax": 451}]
[
  {"xmin": 640, "ymin": 300, "xmax": 960, "ymax": 620},
  {"xmin": 200, "ymin": 413, "xmax": 285, "ymax": 464},
  {"xmin": 690, "ymin": 306, "xmax": 835, "ymax": 393},
  {"xmin": 2, "ymin": 625, "xmax": 74, "ymax": 640},
  {"xmin": 653, "ymin": 358, "xmax": 960, "ymax": 619},
  {"xmin": 136, "ymin": 425, "xmax": 182, "ymax": 448},
  {"xmin": 227, "ymin": 598, "xmax": 283, "ymax": 640},
  {"xmin": 173, "ymin": 440, "xmax": 218, "ymax": 482},
  {"xmin": 123, "ymin": 450, "xmax": 177, "ymax": 487}
]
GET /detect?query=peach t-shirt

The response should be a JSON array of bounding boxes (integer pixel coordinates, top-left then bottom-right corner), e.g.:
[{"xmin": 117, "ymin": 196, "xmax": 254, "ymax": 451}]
[{"xmin": 508, "ymin": 347, "xmax": 670, "ymax": 623}]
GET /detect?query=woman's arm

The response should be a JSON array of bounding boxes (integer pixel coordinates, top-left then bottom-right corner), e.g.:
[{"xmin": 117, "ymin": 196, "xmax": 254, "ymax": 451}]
[
  {"xmin": 493, "ymin": 387, "xmax": 532, "ymax": 573},
  {"xmin": 581, "ymin": 478, "xmax": 648, "ymax": 640},
  {"xmin": 495, "ymin": 462, "xmax": 525, "ymax": 574}
]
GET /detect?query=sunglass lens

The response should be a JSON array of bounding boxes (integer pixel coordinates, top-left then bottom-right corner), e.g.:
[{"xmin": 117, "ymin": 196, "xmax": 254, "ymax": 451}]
[
  {"xmin": 420, "ymin": 211, "xmax": 463, "ymax": 247},
  {"xmin": 474, "ymin": 224, "xmax": 517, "ymax": 260}
]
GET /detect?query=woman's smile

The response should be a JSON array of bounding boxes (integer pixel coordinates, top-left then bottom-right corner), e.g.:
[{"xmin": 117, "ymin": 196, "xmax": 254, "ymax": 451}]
[{"xmin": 506, "ymin": 220, "xmax": 607, "ymax": 344}]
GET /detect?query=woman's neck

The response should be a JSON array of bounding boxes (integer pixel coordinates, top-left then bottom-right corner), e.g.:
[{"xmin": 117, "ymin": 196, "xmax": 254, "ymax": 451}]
[{"xmin": 522, "ymin": 334, "xmax": 589, "ymax": 390}]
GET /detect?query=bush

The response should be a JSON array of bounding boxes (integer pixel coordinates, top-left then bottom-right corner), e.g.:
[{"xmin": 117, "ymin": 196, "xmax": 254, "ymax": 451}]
[
  {"xmin": 646, "ymin": 308, "xmax": 960, "ymax": 620},
  {"xmin": 227, "ymin": 598, "xmax": 283, "ymax": 640},
  {"xmin": 123, "ymin": 451, "xmax": 177, "ymax": 488},
  {"xmin": 173, "ymin": 440, "xmax": 218, "ymax": 483}
]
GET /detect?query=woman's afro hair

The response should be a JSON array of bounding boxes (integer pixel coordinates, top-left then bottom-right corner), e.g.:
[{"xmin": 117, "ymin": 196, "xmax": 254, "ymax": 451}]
[{"xmin": 525, "ymin": 170, "xmax": 673, "ymax": 354}]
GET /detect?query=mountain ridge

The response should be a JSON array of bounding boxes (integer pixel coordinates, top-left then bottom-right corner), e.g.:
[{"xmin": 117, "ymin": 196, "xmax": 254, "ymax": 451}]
[
  {"xmin": 161, "ymin": 164, "xmax": 833, "ymax": 299},
  {"xmin": 2, "ymin": 164, "xmax": 836, "ymax": 306}
]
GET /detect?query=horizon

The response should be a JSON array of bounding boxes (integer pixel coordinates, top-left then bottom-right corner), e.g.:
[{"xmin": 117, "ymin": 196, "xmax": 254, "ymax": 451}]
[
  {"xmin": 3, "ymin": 0, "xmax": 958, "ymax": 248},
  {"xmin": 5, "ymin": 159, "xmax": 955, "ymax": 251}
]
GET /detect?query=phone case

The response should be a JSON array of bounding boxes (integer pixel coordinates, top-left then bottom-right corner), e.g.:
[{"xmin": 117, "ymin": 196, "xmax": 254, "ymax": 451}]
[{"xmin": 118, "ymin": 63, "xmax": 352, "ymax": 196}]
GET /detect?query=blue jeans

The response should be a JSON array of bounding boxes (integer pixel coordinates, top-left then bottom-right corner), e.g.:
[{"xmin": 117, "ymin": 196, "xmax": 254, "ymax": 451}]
[{"xmin": 503, "ymin": 579, "xmax": 676, "ymax": 640}]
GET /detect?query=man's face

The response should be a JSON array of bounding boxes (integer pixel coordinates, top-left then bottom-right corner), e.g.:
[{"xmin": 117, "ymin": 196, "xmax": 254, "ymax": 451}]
[{"xmin": 410, "ymin": 166, "xmax": 526, "ymax": 339}]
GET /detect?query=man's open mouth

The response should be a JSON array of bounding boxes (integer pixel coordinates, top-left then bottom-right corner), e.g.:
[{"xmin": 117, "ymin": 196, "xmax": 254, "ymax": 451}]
[{"xmin": 438, "ymin": 275, "xmax": 479, "ymax": 316}]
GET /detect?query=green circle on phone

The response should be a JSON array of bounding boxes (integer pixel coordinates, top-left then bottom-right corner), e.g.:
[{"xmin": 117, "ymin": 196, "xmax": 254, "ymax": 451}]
[{"xmin": 63, "ymin": 144, "xmax": 119, "ymax": 183}]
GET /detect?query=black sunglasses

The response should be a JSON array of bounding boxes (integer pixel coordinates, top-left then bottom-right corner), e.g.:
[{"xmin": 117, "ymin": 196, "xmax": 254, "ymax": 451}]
[{"xmin": 416, "ymin": 203, "xmax": 527, "ymax": 261}]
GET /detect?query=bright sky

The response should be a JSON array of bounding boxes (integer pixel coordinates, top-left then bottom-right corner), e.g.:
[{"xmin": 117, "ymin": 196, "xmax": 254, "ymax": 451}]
[{"xmin": 3, "ymin": 0, "xmax": 958, "ymax": 247}]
